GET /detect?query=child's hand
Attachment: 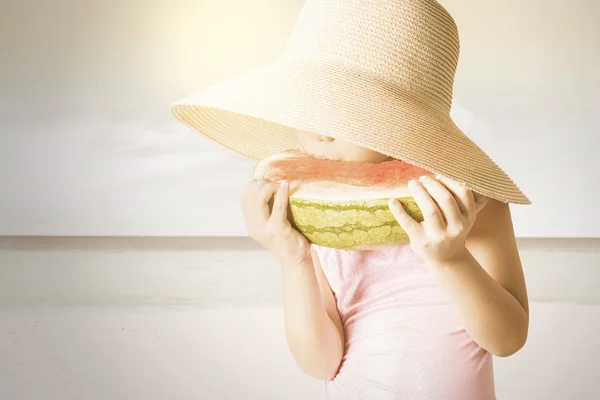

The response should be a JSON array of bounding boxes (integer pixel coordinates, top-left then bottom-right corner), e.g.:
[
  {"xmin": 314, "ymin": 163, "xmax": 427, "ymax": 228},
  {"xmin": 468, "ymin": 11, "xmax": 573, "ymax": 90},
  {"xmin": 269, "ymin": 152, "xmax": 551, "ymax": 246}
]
[
  {"xmin": 241, "ymin": 178, "xmax": 312, "ymax": 266},
  {"xmin": 388, "ymin": 174, "xmax": 489, "ymax": 266}
]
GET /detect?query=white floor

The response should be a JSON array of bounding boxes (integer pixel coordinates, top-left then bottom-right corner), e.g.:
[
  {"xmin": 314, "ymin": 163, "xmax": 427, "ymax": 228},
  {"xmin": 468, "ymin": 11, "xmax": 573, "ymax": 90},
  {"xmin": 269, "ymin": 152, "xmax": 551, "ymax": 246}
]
[
  {"xmin": 1, "ymin": 237, "xmax": 599, "ymax": 399},
  {"xmin": 0, "ymin": 304, "xmax": 599, "ymax": 400}
]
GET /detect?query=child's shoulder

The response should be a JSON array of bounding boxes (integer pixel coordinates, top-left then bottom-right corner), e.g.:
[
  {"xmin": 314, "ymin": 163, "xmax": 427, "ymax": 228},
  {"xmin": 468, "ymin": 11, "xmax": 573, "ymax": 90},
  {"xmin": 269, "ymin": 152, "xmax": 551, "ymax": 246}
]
[{"xmin": 468, "ymin": 198, "xmax": 513, "ymax": 240}]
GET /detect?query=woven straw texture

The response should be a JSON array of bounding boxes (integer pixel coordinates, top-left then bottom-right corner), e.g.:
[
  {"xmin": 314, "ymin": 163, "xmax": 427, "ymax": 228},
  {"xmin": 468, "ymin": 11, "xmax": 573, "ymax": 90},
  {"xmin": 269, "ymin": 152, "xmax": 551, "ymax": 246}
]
[{"xmin": 171, "ymin": 0, "xmax": 530, "ymax": 204}]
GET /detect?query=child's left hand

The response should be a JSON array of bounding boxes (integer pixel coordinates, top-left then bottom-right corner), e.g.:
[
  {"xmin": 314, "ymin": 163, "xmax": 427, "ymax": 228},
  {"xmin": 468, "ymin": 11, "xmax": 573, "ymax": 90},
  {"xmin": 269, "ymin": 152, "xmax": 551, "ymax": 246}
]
[{"xmin": 388, "ymin": 174, "xmax": 489, "ymax": 266}]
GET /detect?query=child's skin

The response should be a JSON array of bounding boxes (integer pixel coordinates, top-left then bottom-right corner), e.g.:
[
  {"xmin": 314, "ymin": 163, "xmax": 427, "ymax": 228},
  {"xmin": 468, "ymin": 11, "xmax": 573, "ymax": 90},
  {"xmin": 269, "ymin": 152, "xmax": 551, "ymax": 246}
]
[{"xmin": 240, "ymin": 129, "xmax": 530, "ymax": 380}]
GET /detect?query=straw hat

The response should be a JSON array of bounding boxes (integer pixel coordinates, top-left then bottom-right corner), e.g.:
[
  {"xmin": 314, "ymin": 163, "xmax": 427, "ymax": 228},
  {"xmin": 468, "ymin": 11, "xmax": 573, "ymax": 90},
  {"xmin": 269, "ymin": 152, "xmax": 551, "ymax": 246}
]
[{"xmin": 171, "ymin": 0, "xmax": 530, "ymax": 205}]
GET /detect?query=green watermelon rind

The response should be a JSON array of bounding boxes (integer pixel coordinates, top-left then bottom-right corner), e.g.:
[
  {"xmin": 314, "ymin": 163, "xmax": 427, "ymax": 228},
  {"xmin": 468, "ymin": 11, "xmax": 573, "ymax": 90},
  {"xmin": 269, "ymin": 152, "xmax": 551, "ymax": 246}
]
[{"xmin": 287, "ymin": 196, "xmax": 422, "ymax": 251}]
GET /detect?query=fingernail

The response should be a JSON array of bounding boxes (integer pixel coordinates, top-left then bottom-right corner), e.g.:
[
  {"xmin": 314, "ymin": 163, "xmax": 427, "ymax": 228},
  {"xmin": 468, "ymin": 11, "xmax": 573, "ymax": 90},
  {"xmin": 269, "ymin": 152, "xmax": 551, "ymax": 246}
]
[
  {"xmin": 408, "ymin": 179, "xmax": 417, "ymax": 187},
  {"xmin": 281, "ymin": 180, "xmax": 288, "ymax": 187},
  {"xmin": 435, "ymin": 174, "xmax": 442, "ymax": 180},
  {"xmin": 418, "ymin": 176, "xmax": 428, "ymax": 183}
]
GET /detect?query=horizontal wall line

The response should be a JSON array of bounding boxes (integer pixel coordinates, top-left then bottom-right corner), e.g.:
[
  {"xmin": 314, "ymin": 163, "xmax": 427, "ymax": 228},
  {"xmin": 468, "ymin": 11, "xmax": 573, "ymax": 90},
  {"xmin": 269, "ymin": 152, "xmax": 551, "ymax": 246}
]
[
  {"xmin": 1, "ymin": 236, "xmax": 599, "ymax": 308},
  {"xmin": 1, "ymin": 236, "xmax": 599, "ymax": 252}
]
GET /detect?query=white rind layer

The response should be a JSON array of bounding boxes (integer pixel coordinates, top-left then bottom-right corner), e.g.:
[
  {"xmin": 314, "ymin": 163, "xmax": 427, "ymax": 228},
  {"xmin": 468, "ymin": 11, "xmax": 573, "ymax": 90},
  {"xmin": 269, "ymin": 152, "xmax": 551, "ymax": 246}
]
[{"xmin": 289, "ymin": 182, "xmax": 411, "ymax": 201}]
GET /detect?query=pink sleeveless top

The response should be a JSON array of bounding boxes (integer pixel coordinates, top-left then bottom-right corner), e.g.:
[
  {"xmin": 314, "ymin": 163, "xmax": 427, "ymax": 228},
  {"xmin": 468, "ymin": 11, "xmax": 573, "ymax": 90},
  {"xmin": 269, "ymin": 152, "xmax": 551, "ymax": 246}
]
[{"xmin": 313, "ymin": 244, "xmax": 495, "ymax": 400}]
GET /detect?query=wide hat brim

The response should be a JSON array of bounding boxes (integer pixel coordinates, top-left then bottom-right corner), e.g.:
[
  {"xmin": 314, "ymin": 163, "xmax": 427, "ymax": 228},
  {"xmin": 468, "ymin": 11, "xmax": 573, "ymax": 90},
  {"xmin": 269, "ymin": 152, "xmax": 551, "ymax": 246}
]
[{"xmin": 171, "ymin": 57, "xmax": 530, "ymax": 205}]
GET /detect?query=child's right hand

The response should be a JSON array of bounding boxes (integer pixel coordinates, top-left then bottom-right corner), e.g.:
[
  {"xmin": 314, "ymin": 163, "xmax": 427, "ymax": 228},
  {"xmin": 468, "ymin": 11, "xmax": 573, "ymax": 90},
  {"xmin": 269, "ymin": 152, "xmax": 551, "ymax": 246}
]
[{"xmin": 241, "ymin": 178, "xmax": 312, "ymax": 266}]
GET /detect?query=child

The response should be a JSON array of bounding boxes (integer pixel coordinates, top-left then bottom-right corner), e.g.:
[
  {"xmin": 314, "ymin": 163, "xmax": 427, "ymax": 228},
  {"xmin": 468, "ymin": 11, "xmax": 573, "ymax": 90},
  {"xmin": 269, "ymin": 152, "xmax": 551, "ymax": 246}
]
[
  {"xmin": 171, "ymin": 0, "xmax": 530, "ymax": 398},
  {"xmin": 240, "ymin": 131, "xmax": 529, "ymax": 399}
]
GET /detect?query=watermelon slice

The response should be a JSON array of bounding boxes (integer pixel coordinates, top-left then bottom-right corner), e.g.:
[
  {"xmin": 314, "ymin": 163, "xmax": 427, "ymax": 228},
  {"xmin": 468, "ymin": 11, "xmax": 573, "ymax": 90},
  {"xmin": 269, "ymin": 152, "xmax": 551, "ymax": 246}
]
[{"xmin": 253, "ymin": 150, "xmax": 434, "ymax": 250}]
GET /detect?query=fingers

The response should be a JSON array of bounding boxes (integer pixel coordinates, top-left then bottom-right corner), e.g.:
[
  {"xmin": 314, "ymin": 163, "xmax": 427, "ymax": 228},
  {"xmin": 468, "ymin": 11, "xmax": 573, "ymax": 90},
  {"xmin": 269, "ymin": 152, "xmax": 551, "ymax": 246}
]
[
  {"xmin": 257, "ymin": 179, "xmax": 280, "ymax": 204},
  {"xmin": 435, "ymin": 174, "xmax": 489, "ymax": 217},
  {"xmin": 241, "ymin": 178, "xmax": 279, "ymax": 225},
  {"xmin": 419, "ymin": 176, "xmax": 463, "ymax": 227},
  {"xmin": 408, "ymin": 178, "xmax": 446, "ymax": 231},
  {"xmin": 388, "ymin": 198, "xmax": 422, "ymax": 237},
  {"xmin": 432, "ymin": 174, "xmax": 473, "ymax": 215},
  {"xmin": 271, "ymin": 180, "xmax": 291, "ymax": 225}
]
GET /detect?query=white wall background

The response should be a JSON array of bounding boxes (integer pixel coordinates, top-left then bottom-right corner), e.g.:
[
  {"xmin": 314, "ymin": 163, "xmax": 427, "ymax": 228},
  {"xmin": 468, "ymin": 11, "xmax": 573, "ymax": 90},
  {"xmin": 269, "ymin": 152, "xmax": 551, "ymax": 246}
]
[
  {"xmin": 1, "ymin": 237, "xmax": 600, "ymax": 400},
  {"xmin": 1, "ymin": 0, "xmax": 599, "ymax": 237}
]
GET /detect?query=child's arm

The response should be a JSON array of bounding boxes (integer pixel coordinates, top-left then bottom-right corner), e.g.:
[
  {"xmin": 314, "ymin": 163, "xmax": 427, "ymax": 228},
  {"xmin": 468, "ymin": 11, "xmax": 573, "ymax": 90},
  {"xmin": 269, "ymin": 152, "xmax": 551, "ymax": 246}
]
[
  {"xmin": 240, "ymin": 178, "xmax": 344, "ymax": 380},
  {"xmin": 388, "ymin": 175, "xmax": 529, "ymax": 357},
  {"xmin": 281, "ymin": 248, "xmax": 345, "ymax": 380},
  {"xmin": 432, "ymin": 199, "xmax": 529, "ymax": 357}
]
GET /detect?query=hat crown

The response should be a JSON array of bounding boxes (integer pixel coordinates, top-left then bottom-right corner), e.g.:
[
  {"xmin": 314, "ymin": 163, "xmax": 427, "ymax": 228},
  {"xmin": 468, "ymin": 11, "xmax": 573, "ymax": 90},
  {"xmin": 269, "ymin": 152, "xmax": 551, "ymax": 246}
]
[{"xmin": 282, "ymin": 0, "xmax": 460, "ymax": 113}]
